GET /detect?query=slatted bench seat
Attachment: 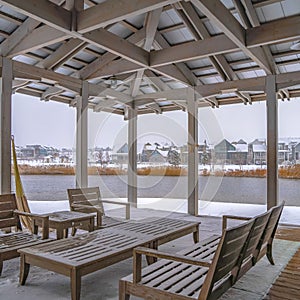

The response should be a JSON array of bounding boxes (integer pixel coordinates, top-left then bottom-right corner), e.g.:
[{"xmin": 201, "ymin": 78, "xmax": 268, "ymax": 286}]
[
  {"xmin": 0, "ymin": 193, "xmax": 51, "ymax": 276},
  {"xmin": 18, "ymin": 217, "xmax": 200, "ymax": 300},
  {"xmin": 119, "ymin": 202, "xmax": 284, "ymax": 300},
  {"xmin": 120, "ymin": 219, "xmax": 255, "ymax": 300}
]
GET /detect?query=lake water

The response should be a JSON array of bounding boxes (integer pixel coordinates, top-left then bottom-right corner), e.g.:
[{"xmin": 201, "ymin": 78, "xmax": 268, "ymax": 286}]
[{"xmin": 11, "ymin": 175, "xmax": 300, "ymax": 206}]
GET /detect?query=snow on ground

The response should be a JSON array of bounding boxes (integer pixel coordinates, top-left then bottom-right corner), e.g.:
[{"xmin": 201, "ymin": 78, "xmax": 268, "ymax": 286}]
[{"xmin": 29, "ymin": 198, "xmax": 300, "ymax": 225}]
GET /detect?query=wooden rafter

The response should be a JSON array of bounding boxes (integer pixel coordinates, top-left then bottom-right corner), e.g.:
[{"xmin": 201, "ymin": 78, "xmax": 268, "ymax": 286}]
[{"xmin": 190, "ymin": 0, "xmax": 273, "ymax": 74}]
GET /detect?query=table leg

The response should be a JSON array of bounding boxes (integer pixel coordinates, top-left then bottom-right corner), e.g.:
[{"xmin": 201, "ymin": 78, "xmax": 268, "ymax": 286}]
[
  {"xmin": 88, "ymin": 217, "xmax": 94, "ymax": 232},
  {"xmin": 64, "ymin": 228, "xmax": 69, "ymax": 238},
  {"xmin": 71, "ymin": 227, "xmax": 77, "ymax": 236},
  {"xmin": 71, "ymin": 268, "xmax": 81, "ymax": 300},
  {"xmin": 56, "ymin": 227, "xmax": 64, "ymax": 240},
  {"xmin": 193, "ymin": 226, "xmax": 200, "ymax": 243},
  {"xmin": 19, "ymin": 254, "xmax": 30, "ymax": 285}
]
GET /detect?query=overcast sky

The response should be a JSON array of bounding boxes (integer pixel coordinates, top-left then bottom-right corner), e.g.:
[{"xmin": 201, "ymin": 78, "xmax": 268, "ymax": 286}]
[{"xmin": 12, "ymin": 93, "xmax": 300, "ymax": 149}]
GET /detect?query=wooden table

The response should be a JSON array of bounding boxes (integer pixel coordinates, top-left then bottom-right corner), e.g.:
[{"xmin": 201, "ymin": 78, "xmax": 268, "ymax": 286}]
[
  {"xmin": 37, "ymin": 211, "xmax": 95, "ymax": 239},
  {"xmin": 18, "ymin": 218, "xmax": 200, "ymax": 300}
]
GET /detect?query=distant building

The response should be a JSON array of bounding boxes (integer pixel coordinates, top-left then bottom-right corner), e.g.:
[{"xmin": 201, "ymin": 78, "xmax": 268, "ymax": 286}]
[
  {"xmin": 229, "ymin": 142, "xmax": 248, "ymax": 165},
  {"xmin": 278, "ymin": 141, "xmax": 289, "ymax": 164},
  {"xmin": 248, "ymin": 139, "xmax": 266, "ymax": 165},
  {"xmin": 111, "ymin": 143, "xmax": 128, "ymax": 164},
  {"xmin": 214, "ymin": 139, "xmax": 235, "ymax": 163}
]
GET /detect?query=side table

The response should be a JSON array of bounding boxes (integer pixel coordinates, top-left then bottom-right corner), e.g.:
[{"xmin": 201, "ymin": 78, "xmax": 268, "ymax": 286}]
[{"xmin": 36, "ymin": 210, "xmax": 95, "ymax": 239}]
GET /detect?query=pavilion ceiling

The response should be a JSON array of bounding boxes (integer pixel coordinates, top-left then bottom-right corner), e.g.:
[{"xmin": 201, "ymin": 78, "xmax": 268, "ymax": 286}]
[{"xmin": 0, "ymin": 0, "xmax": 299, "ymax": 115}]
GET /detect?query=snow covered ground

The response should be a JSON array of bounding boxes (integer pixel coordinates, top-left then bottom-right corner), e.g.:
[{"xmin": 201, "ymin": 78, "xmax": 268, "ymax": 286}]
[{"xmin": 29, "ymin": 197, "xmax": 299, "ymax": 225}]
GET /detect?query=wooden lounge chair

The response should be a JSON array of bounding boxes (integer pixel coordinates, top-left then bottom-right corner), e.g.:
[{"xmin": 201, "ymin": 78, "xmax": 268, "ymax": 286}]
[
  {"xmin": 119, "ymin": 218, "xmax": 255, "ymax": 300},
  {"xmin": 222, "ymin": 201, "xmax": 285, "ymax": 275},
  {"xmin": 0, "ymin": 193, "xmax": 51, "ymax": 276},
  {"xmin": 67, "ymin": 187, "xmax": 130, "ymax": 231}
]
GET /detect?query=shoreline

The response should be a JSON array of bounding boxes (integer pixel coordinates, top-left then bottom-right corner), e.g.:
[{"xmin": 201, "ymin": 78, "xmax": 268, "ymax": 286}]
[{"xmin": 11, "ymin": 164, "xmax": 300, "ymax": 179}]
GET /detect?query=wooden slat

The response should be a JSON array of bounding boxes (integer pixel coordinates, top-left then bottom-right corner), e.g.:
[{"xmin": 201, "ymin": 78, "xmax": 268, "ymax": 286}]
[
  {"xmin": 276, "ymin": 227, "xmax": 300, "ymax": 242},
  {"xmin": 264, "ymin": 247, "xmax": 300, "ymax": 300}
]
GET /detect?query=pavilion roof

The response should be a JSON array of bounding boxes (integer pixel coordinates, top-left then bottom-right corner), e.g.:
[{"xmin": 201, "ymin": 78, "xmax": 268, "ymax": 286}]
[{"xmin": 0, "ymin": 0, "xmax": 299, "ymax": 116}]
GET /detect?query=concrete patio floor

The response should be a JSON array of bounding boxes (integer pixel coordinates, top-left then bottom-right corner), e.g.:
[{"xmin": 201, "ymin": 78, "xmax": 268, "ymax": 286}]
[{"xmin": 0, "ymin": 207, "xmax": 299, "ymax": 300}]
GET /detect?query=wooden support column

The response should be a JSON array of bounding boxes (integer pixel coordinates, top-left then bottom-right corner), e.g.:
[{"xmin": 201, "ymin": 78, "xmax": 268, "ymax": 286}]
[
  {"xmin": 266, "ymin": 75, "xmax": 278, "ymax": 209},
  {"xmin": 127, "ymin": 106, "xmax": 137, "ymax": 208},
  {"xmin": 0, "ymin": 57, "xmax": 13, "ymax": 194},
  {"xmin": 187, "ymin": 88, "xmax": 199, "ymax": 215},
  {"xmin": 76, "ymin": 81, "xmax": 88, "ymax": 188}
]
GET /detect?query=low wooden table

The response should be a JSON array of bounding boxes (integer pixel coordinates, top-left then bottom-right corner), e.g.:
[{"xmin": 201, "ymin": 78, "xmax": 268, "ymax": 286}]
[
  {"xmin": 37, "ymin": 211, "xmax": 95, "ymax": 239},
  {"xmin": 18, "ymin": 217, "xmax": 200, "ymax": 300}
]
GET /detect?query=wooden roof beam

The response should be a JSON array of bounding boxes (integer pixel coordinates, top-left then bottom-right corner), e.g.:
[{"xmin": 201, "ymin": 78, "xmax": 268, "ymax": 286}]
[
  {"xmin": 150, "ymin": 15, "xmax": 300, "ymax": 68},
  {"xmin": 190, "ymin": 0, "xmax": 273, "ymax": 74},
  {"xmin": 0, "ymin": 0, "xmax": 150, "ymax": 67},
  {"xmin": 0, "ymin": 0, "xmax": 72, "ymax": 32},
  {"xmin": 77, "ymin": 0, "xmax": 178, "ymax": 33},
  {"xmin": 153, "ymin": 31, "xmax": 198, "ymax": 85},
  {"xmin": 180, "ymin": 1, "xmax": 237, "ymax": 81},
  {"xmin": 203, "ymin": 97, "xmax": 219, "ymax": 108},
  {"xmin": 195, "ymin": 70, "xmax": 300, "ymax": 98},
  {"xmin": 0, "ymin": 18, "xmax": 40, "ymax": 57},
  {"xmin": 38, "ymin": 38, "xmax": 86, "ymax": 70},
  {"xmin": 41, "ymin": 86, "xmax": 64, "ymax": 101},
  {"xmin": 81, "ymin": 29, "xmax": 149, "ymax": 68},
  {"xmin": 131, "ymin": 8, "xmax": 162, "ymax": 97},
  {"xmin": 7, "ymin": 25, "xmax": 67, "ymax": 57},
  {"xmin": 79, "ymin": 28, "xmax": 146, "ymax": 80},
  {"xmin": 241, "ymin": 0, "xmax": 278, "ymax": 74}
]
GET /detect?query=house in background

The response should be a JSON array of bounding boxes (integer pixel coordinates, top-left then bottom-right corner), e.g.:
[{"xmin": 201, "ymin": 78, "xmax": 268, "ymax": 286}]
[
  {"xmin": 293, "ymin": 142, "xmax": 300, "ymax": 162},
  {"xmin": 278, "ymin": 141, "xmax": 289, "ymax": 164},
  {"xmin": 248, "ymin": 139, "xmax": 266, "ymax": 165},
  {"xmin": 148, "ymin": 149, "xmax": 168, "ymax": 163},
  {"xmin": 214, "ymin": 139, "xmax": 235, "ymax": 164},
  {"xmin": 111, "ymin": 143, "xmax": 128, "ymax": 164},
  {"xmin": 230, "ymin": 139, "xmax": 248, "ymax": 165}
]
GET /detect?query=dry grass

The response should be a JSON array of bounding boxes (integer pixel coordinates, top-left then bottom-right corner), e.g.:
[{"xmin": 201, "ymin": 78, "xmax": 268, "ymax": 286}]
[
  {"xmin": 12, "ymin": 164, "xmax": 300, "ymax": 179},
  {"xmin": 137, "ymin": 166, "xmax": 188, "ymax": 176}
]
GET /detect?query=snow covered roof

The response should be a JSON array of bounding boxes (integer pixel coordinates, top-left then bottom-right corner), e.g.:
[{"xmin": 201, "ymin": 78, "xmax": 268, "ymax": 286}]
[
  {"xmin": 253, "ymin": 144, "xmax": 266, "ymax": 152},
  {"xmin": 235, "ymin": 144, "xmax": 248, "ymax": 152}
]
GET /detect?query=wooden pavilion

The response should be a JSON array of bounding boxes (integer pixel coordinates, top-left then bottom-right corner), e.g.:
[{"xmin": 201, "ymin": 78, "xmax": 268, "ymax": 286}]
[{"xmin": 0, "ymin": 0, "xmax": 300, "ymax": 215}]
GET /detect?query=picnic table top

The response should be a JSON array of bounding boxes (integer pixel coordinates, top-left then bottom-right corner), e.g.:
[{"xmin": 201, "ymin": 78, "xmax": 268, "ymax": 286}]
[{"xmin": 18, "ymin": 217, "xmax": 200, "ymax": 268}]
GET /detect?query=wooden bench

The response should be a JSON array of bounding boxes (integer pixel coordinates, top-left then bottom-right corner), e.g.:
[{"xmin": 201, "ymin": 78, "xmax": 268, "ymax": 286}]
[
  {"xmin": 67, "ymin": 187, "xmax": 130, "ymax": 231},
  {"xmin": 18, "ymin": 217, "xmax": 200, "ymax": 300},
  {"xmin": 0, "ymin": 193, "xmax": 51, "ymax": 276},
  {"xmin": 119, "ymin": 202, "xmax": 284, "ymax": 300}
]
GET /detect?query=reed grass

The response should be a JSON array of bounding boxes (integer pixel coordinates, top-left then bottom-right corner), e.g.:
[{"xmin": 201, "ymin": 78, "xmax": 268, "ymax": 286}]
[{"xmin": 11, "ymin": 164, "xmax": 300, "ymax": 179}]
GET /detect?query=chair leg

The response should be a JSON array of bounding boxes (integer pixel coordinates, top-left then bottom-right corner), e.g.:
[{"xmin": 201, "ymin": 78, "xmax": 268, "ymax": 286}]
[
  {"xmin": 0, "ymin": 258, "xmax": 3, "ymax": 276},
  {"xmin": 19, "ymin": 254, "xmax": 30, "ymax": 285},
  {"xmin": 266, "ymin": 243, "xmax": 275, "ymax": 265},
  {"xmin": 119, "ymin": 280, "xmax": 130, "ymax": 300}
]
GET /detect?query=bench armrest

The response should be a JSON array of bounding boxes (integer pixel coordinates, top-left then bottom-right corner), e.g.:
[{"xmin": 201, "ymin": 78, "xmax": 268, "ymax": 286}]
[
  {"xmin": 100, "ymin": 199, "xmax": 130, "ymax": 219},
  {"xmin": 222, "ymin": 215, "xmax": 251, "ymax": 230},
  {"xmin": 133, "ymin": 246, "xmax": 211, "ymax": 283},
  {"xmin": 14, "ymin": 210, "xmax": 49, "ymax": 239}
]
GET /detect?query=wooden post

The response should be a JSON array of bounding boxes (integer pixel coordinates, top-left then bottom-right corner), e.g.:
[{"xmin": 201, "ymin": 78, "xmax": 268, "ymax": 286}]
[
  {"xmin": 76, "ymin": 81, "xmax": 88, "ymax": 188},
  {"xmin": 127, "ymin": 106, "xmax": 137, "ymax": 208},
  {"xmin": 266, "ymin": 75, "xmax": 278, "ymax": 209},
  {"xmin": 0, "ymin": 57, "xmax": 13, "ymax": 194},
  {"xmin": 187, "ymin": 88, "xmax": 199, "ymax": 215}
]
